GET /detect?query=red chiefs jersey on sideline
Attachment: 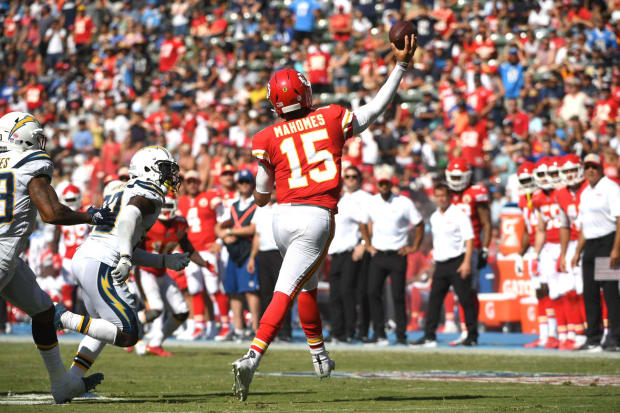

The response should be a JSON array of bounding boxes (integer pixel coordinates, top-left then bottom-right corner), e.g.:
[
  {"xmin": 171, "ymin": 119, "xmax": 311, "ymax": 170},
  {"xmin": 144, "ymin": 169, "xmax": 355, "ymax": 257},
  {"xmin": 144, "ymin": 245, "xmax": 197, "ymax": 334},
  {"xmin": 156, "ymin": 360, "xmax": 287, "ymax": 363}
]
[
  {"xmin": 554, "ymin": 182, "xmax": 586, "ymax": 241},
  {"xmin": 177, "ymin": 190, "xmax": 222, "ymax": 251},
  {"xmin": 451, "ymin": 183, "xmax": 490, "ymax": 249},
  {"xmin": 59, "ymin": 223, "xmax": 89, "ymax": 259},
  {"xmin": 140, "ymin": 216, "xmax": 189, "ymax": 277},
  {"xmin": 252, "ymin": 104, "xmax": 354, "ymax": 211},
  {"xmin": 532, "ymin": 189, "xmax": 564, "ymax": 244},
  {"xmin": 216, "ymin": 187, "xmax": 238, "ymax": 209}
]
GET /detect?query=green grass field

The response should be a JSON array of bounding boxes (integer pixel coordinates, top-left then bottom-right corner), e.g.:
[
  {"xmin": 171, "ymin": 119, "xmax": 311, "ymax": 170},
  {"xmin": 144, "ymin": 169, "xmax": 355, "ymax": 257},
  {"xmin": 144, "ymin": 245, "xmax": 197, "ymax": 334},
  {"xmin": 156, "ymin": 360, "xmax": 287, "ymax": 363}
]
[{"xmin": 1, "ymin": 341, "xmax": 620, "ymax": 412}]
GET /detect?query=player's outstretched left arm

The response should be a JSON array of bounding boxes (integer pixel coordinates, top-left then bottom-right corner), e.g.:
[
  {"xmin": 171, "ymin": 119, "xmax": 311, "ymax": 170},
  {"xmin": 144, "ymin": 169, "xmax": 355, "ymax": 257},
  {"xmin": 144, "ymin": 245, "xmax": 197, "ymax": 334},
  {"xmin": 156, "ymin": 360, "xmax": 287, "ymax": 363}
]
[
  {"xmin": 179, "ymin": 234, "xmax": 216, "ymax": 273},
  {"xmin": 351, "ymin": 34, "xmax": 417, "ymax": 136},
  {"xmin": 254, "ymin": 163, "xmax": 274, "ymax": 207},
  {"xmin": 29, "ymin": 176, "xmax": 114, "ymax": 226}
]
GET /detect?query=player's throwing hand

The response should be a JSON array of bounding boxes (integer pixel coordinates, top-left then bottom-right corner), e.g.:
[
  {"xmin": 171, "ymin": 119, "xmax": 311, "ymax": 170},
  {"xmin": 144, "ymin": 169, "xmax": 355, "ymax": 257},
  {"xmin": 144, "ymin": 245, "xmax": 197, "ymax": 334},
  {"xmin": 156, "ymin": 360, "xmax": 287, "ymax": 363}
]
[{"xmin": 390, "ymin": 34, "xmax": 417, "ymax": 66}]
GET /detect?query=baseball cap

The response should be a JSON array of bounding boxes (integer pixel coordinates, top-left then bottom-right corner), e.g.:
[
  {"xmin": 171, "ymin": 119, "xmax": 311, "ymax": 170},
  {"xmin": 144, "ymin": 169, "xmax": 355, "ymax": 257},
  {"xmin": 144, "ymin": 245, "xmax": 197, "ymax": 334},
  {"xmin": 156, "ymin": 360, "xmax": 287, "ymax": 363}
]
[
  {"xmin": 185, "ymin": 170, "xmax": 200, "ymax": 181},
  {"xmin": 375, "ymin": 165, "xmax": 394, "ymax": 183},
  {"xmin": 583, "ymin": 153, "xmax": 602, "ymax": 166},
  {"xmin": 221, "ymin": 164, "xmax": 236, "ymax": 174},
  {"xmin": 236, "ymin": 169, "xmax": 254, "ymax": 183}
]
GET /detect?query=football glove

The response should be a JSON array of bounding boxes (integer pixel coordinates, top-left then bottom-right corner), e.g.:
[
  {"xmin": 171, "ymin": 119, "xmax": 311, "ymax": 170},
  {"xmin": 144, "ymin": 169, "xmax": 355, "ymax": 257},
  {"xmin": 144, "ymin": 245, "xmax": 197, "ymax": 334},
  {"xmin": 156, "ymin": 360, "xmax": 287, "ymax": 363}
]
[
  {"xmin": 163, "ymin": 252, "xmax": 190, "ymax": 271},
  {"xmin": 87, "ymin": 206, "xmax": 116, "ymax": 226},
  {"xmin": 111, "ymin": 255, "xmax": 132, "ymax": 284}
]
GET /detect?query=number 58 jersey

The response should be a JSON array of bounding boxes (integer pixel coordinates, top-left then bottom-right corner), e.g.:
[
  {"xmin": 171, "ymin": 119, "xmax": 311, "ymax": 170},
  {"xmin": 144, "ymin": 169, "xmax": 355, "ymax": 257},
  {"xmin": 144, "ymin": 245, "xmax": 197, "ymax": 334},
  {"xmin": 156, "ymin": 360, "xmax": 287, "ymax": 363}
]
[
  {"xmin": 79, "ymin": 178, "xmax": 165, "ymax": 267},
  {"xmin": 0, "ymin": 149, "xmax": 53, "ymax": 272},
  {"xmin": 252, "ymin": 105, "xmax": 354, "ymax": 211}
]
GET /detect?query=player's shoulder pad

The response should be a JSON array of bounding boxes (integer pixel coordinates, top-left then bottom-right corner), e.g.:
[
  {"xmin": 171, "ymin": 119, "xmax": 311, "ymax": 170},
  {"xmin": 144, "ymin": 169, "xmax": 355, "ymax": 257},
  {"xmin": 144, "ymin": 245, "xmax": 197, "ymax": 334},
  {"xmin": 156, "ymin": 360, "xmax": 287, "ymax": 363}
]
[
  {"xmin": 9, "ymin": 150, "xmax": 53, "ymax": 178},
  {"xmin": 125, "ymin": 178, "xmax": 165, "ymax": 205}
]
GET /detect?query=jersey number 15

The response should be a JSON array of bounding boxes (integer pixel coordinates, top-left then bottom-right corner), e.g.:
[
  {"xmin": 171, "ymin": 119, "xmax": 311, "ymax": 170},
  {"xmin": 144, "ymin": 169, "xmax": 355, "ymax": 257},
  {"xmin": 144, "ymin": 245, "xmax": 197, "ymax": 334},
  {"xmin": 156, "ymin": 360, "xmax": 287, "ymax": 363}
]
[{"xmin": 280, "ymin": 129, "xmax": 337, "ymax": 189}]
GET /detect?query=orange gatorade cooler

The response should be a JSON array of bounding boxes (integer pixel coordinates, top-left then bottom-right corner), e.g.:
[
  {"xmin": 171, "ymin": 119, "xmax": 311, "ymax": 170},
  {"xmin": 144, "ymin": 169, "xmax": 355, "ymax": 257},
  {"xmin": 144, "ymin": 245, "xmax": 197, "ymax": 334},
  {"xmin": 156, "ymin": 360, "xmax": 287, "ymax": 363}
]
[{"xmin": 519, "ymin": 296, "xmax": 538, "ymax": 334}]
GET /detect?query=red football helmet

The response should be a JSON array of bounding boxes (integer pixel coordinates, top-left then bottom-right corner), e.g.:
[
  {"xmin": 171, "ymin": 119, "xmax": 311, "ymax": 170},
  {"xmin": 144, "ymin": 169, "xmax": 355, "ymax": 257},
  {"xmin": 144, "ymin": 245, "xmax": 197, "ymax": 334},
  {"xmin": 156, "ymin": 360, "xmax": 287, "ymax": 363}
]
[
  {"xmin": 445, "ymin": 158, "xmax": 471, "ymax": 191},
  {"xmin": 267, "ymin": 68, "xmax": 312, "ymax": 116},
  {"xmin": 159, "ymin": 194, "xmax": 177, "ymax": 221},
  {"xmin": 517, "ymin": 161, "xmax": 536, "ymax": 194},
  {"xmin": 559, "ymin": 154, "xmax": 584, "ymax": 186},
  {"xmin": 61, "ymin": 184, "xmax": 82, "ymax": 211},
  {"xmin": 534, "ymin": 157, "xmax": 553, "ymax": 190}
]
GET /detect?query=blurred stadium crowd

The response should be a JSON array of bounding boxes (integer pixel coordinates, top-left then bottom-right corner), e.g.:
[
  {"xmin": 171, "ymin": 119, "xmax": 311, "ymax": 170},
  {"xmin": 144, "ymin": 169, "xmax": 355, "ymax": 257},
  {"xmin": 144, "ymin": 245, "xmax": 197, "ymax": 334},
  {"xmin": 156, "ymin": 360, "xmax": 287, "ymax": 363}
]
[{"xmin": 1, "ymin": 0, "xmax": 619, "ymax": 346}]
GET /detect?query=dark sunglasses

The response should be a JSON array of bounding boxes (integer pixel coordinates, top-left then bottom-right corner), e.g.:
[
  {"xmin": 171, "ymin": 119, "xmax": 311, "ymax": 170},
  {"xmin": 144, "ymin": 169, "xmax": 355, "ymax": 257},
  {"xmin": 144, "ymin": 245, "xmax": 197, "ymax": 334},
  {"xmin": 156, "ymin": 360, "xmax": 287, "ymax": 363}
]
[
  {"xmin": 237, "ymin": 180, "xmax": 253, "ymax": 184},
  {"xmin": 584, "ymin": 163, "xmax": 600, "ymax": 170},
  {"xmin": 344, "ymin": 175, "xmax": 359, "ymax": 179}
]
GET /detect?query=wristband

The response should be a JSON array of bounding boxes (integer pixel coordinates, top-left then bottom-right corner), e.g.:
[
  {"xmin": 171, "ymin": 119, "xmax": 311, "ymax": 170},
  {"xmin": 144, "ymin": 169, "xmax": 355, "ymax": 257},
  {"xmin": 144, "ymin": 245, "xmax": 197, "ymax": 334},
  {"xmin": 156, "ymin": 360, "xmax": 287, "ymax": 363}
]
[{"xmin": 396, "ymin": 61, "xmax": 408, "ymax": 70}]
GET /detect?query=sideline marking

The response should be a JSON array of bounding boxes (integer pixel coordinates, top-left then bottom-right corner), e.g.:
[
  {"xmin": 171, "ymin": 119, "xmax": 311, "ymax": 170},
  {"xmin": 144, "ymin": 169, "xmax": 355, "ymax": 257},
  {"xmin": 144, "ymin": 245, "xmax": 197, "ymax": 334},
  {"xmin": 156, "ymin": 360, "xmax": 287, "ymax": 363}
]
[{"xmin": 259, "ymin": 370, "xmax": 620, "ymax": 386}]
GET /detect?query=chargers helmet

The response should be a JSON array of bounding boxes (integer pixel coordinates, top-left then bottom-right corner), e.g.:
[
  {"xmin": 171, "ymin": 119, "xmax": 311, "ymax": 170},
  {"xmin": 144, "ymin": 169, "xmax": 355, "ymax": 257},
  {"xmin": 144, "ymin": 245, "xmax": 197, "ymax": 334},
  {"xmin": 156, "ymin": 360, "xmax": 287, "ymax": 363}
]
[
  {"xmin": 0, "ymin": 112, "xmax": 45, "ymax": 152},
  {"xmin": 559, "ymin": 154, "xmax": 584, "ymax": 187},
  {"xmin": 517, "ymin": 161, "xmax": 536, "ymax": 194},
  {"xmin": 445, "ymin": 158, "xmax": 472, "ymax": 191},
  {"xmin": 267, "ymin": 68, "xmax": 312, "ymax": 117},
  {"xmin": 129, "ymin": 146, "xmax": 181, "ymax": 193}
]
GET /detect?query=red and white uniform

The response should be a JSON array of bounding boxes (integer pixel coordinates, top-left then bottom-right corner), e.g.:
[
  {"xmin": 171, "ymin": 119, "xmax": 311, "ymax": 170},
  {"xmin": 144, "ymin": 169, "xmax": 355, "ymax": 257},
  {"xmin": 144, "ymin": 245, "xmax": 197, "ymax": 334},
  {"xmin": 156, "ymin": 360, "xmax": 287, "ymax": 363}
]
[
  {"xmin": 451, "ymin": 184, "xmax": 489, "ymax": 250},
  {"xmin": 159, "ymin": 37, "xmax": 185, "ymax": 72},
  {"xmin": 177, "ymin": 191, "xmax": 223, "ymax": 295},
  {"xmin": 73, "ymin": 15, "xmax": 94, "ymax": 44},
  {"xmin": 466, "ymin": 86, "xmax": 494, "ymax": 114},
  {"xmin": 138, "ymin": 217, "xmax": 190, "ymax": 315},
  {"xmin": 252, "ymin": 104, "xmax": 353, "ymax": 212},
  {"xmin": 58, "ymin": 221, "xmax": 89, "ymax": 284},
  {"xmin": 252, "ymin": 104, "xmax": 354, "ymax": 295},
  {"xmin": 554, "ymin": 182, "xmax": 587, "ymax": 294},
  {"xmin": 532, "ymin": 189, "xmax": 572, "ymax": 299}
]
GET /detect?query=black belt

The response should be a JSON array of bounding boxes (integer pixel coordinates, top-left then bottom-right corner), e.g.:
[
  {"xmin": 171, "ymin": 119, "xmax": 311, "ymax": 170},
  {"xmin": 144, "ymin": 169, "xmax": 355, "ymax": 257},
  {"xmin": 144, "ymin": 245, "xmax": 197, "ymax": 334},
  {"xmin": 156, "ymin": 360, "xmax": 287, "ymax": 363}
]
[
  {"xmin": 377, "ymin": 250, "xmax": 399, "ymax": 255},
  {"xmin": 585, "ymin": 232, "xmax": 615, "ymax": 242},
  {"xmin": 331, "ymin": 249, "xmax": 353, "ymax": 256},
  {"xmin": 435, "ymin": 254, "xmax": 465, "ymax": 264}
]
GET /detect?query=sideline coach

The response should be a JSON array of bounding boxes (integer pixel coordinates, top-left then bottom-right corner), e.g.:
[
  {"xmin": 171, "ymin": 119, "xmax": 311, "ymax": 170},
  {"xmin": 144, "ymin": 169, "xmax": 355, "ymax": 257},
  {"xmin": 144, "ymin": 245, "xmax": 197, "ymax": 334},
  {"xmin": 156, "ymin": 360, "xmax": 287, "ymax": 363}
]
[{"xmin": 572, "ymin": 153, "xmax": 620, "ymax": 351}]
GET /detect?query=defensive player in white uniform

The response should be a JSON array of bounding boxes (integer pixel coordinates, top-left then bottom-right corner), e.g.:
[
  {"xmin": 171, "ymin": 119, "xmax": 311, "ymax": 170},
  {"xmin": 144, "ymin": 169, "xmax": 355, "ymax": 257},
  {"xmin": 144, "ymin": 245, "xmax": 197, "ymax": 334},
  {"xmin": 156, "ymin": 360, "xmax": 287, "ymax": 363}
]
[
  {"xmin": 54, "ymin": 146, "xmax": 191, "ymax": 378},
  {"xmin": 0, "ymin": 112, "xmax": 114, "ymax": 403}
]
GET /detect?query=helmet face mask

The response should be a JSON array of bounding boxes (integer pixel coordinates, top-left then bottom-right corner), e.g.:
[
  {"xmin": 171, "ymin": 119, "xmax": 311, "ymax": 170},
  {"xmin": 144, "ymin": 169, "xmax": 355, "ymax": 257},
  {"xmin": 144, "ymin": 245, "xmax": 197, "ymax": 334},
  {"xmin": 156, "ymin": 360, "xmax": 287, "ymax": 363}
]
[
  {"xmin": 61, "ymin": 184, "xmax": 82, "ymax": 211},
  {"xmin": 154, "ymin": 159, "xmax": 181, "ymax": 193},
  {"xmin": 158, "ymin": 195, "xmax": 177, "ymax": 221},
  {"xmin": 560, "ymin": 155, "xmax": 584, "ymax": 186},
  {"xmin": 517, "ymin": 162, "xmax": 536, "ymax": 194}
]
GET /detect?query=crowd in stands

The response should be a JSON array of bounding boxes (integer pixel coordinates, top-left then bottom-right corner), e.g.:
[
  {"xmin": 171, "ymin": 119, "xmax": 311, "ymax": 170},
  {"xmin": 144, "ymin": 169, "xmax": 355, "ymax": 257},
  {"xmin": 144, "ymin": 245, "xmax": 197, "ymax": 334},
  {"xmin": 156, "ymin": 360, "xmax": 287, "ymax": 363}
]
[{"xmin": 1, "ymin": 0, "xmax": 619, "ymax": 341}]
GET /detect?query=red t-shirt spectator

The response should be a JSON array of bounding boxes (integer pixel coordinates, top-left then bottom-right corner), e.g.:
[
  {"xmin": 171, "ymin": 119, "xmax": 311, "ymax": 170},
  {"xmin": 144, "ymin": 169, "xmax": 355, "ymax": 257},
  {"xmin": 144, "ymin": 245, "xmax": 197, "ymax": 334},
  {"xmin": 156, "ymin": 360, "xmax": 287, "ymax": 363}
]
[
  {"xmin": 159, "ymin": 37, "xmax": 185, "ymax": 72},
  {"xmin": 432, "ymin": 7, "xmax": 456, "ymax": 38},
  {"xmin": 472, "ymin": 38, "xmax": 495, "ymax": 60},
  {"xmin": 467, "ymin": 86, "xmax": 494, "ymax": 114},
  {"xmin": 505, "ymin": 110, "xmax": 529, "ymax": 137},
  {"xmin": 4, "ymin": 16, "xmax": 17, "ymax": 38},
  {"xmin": 460, "ymin": 119, "xmax": 488, "ymax": 168},
  {"xmin": 25, "ymin": 84, "xmax": 45, "ymax": 111},
  {"xmin": 101, "ymin": 140, "xmax": 122, "ymax": 176},
  {"xmin": 74, "ymin": 15, "xmax": 94, "ymax": 44},
  {"xmin": 306, "ymin": 49, "xmax": 331, "ymax": 85},
  {"xmin": 593, "ymin": 98, "xmax": 619, "ymax": 135},
  {"xmin": 330, "ymin": 11, "xmax": 352, "ymax": 42}
]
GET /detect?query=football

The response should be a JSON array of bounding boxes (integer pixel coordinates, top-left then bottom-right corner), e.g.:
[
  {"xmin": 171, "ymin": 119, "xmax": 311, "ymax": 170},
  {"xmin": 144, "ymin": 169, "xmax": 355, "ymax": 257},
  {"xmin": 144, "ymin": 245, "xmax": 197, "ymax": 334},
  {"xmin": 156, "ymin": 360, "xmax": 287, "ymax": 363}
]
[{"xmin": 389, "ymin": 21, "xmax": 416, "ymax": 50}]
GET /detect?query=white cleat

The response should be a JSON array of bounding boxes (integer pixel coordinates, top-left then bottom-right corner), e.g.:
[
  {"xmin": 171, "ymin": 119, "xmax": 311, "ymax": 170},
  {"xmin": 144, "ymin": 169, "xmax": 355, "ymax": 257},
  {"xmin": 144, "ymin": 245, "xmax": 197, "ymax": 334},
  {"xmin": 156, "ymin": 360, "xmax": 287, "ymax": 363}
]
[
  {"xmin": 312, "ymin": 350, "xmax": 335, "ymax": 379},
  {"xmin": 135, "ymin": 340, "xmax": 147, "ymax": 356},
  {"xmin": 51, "ymin": 372, "xmax": 104, "ymax": 404},
  {"xmin": 449, "ymin": 331, "xmax": 468, "ymax": 347},
  {"xmin": 232, "ymin": 351, "xmax": 258, "ymax": 401}
]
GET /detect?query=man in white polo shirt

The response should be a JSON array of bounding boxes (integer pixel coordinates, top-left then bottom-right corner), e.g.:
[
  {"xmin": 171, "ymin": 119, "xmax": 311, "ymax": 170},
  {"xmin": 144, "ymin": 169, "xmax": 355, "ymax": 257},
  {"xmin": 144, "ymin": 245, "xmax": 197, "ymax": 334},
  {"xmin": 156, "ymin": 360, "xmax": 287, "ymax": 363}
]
[
  {"xmin": 571, "ymin": 153, "xmax": 620, "ymax": 351},
  {"xmin": 327, "ymin": 166, "xmax": 372, "ymax": 343},
  {"xmin": 360, "ymin": 165, "xmax": 424, "ymax": 345},
  {"xmin": 412, "ymin": 182, "xmax": 476, "ymax": 347}
]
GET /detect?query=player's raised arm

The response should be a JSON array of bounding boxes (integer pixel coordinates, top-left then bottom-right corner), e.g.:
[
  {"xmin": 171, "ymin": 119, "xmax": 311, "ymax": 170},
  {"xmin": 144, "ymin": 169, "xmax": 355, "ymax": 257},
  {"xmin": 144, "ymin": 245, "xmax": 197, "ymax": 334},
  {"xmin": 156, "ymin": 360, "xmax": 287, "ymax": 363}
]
[
  {"xmin": 351, "ymin": 34, "xmax": 417, "ymax": 136},
  {"xmin": 29, "ymin": 176, "xmax": 114, "ymax": 226}
]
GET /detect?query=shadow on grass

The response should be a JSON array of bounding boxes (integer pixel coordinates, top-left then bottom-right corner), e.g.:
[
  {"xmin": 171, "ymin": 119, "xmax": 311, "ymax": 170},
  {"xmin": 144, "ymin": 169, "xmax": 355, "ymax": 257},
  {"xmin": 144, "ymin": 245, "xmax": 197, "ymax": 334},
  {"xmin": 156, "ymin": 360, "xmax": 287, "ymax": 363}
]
[
  {"xmin": 71, "ymin": 390, "xmax": 315, "ymax": 404},
  {"xmin": 300, "ymin": 394, "xmax": 505, "ymax": 403}
]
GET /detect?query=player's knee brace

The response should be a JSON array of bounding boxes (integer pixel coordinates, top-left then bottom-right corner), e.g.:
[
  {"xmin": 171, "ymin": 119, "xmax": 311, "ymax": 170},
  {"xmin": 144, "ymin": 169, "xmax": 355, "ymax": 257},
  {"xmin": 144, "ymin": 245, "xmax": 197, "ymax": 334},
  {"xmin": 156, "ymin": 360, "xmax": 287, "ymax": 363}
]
[
  {"xmin": 31, "ymin": 308, "xmax": 58, "ymax": 348},
  {"xmin": 144, "ymin": 309, "xmax": 163, "ymax": 323},
  {"xmin": 173, "ymin": 311, "xmax": 189, "ymax": 324},
  {"xmin": 115, "ymin": 331, "xmax": 139, "ymax": 347}
]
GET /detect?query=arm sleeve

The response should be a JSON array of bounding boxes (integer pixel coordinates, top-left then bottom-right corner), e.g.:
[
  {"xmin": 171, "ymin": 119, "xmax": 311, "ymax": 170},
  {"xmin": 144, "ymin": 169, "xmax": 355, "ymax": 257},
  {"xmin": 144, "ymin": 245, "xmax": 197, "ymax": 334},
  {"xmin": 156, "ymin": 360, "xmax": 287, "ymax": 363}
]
[
  {"xmin": 255, "ymin": 162, "xmax": 275, "ymax": 194},
  {"xmin": 132, "ymin": 248, "xmax": 164, "ymax": 267},
  {"xmin": 351, "ymin": 64, "xmax": 407, "ymax": 136},
  {"xmin": 116, "ymin": 204, "xmax": 142, "ymax": 257}
]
